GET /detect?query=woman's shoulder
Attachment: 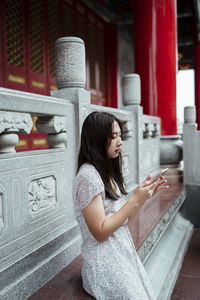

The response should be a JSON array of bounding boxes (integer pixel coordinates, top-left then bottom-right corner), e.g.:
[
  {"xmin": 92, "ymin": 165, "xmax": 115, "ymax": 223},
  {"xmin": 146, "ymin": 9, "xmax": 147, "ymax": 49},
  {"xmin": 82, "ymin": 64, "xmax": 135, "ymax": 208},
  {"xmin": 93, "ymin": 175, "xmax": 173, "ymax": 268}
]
[
  {"xmin": 73, "ymin": 163, "xmax": 104, "ymax": 199},
  {"xmin": 75, "ymin": 163, "xmax": 102, "ymax": 184}
]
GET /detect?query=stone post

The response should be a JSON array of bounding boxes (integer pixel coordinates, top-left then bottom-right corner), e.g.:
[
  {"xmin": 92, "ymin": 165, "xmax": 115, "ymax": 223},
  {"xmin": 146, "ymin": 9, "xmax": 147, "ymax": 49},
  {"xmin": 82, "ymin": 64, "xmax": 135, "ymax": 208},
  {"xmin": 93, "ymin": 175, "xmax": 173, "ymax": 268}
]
[
  {"xmin": 183, "ymin": 106, "xmax": 197, "ymax": 184},
  {"xmin": 122, "ymin": 74, "xmax": 141, "ymax": 106},
  {"xmin": 122, "ymin": 73, "xmax": 161, "ymax": 184},
  {"xmin": 55, "ymin": 37, "xmax": 86, "ymax": 89},
  {"xmin": 122, "ymin": 74, "xmax": 143, "ymax": 184},
  {"xmin": 51, "ymin": 37, "xmax": 90, "ymax": 153},
  {"xmin": 184, "ymin": 106, "xmax": 196, "ymax": 124}
]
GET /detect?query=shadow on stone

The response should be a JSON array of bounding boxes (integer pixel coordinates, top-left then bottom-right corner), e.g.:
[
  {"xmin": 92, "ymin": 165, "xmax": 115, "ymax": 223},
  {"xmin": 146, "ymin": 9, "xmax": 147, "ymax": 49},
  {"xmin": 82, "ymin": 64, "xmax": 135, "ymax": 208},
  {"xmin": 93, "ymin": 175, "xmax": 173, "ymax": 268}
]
[{"xmin": 180, "ymin": 184, "xmax": 200, "ymax": 228}]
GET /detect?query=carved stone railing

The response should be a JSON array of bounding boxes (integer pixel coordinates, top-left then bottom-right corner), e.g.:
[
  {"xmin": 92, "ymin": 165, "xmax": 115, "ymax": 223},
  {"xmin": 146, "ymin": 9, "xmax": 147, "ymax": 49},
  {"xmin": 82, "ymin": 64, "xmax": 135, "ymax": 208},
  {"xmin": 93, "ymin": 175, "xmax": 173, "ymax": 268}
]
[
  {"xmin": 0, "ymin": 85, "xmax": 81, "ymax": 299},
  {"xmin": 0, "ymin": 36, "xmax": 183, "ymax": 300}
]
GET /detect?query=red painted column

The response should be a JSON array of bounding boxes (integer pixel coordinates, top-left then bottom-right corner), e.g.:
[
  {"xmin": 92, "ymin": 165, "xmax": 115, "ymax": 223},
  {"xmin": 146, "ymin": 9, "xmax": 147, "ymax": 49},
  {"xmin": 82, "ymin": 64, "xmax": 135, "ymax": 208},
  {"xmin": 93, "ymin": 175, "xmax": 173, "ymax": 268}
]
[
  {"xmin": 195, "ymin": 42, "xmax": 200, "ymax": 129},
  {"xmin": 134, "ymin": 0, "xmax": 177, "ymax": 135}
]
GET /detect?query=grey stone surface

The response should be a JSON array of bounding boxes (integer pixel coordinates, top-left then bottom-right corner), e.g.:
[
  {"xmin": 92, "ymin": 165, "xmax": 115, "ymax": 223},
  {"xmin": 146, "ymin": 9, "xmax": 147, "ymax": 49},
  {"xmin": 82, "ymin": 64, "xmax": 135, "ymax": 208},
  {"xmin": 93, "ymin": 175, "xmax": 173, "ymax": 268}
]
[
  {"xmin": 160, "ymin": 135, "xmax": 183, "ymax": 165},
  {"xmin": 138, "ymin": 188, "xmax": 186, "ymax": 263},
  {"xmin": 51, "ymin": 87, "xmax": 91, "ymax": 153},
  {"xmin": 0, "ymin": 226, "xmax": 81, "ymax": 300},
  {"xmin": 0, "ymin": 85, "xmax": 79, "ymax": 299},
  {"xmin": 145, "ymin": 212, "xmax": 193, "ymax": 300},
  {"xmin": 180, "ymin": 184, "xmax": 200, "ymax": 227},
  {"xmin": 0, "ymin": 87, "xmax": 69, "ymax": 116}
]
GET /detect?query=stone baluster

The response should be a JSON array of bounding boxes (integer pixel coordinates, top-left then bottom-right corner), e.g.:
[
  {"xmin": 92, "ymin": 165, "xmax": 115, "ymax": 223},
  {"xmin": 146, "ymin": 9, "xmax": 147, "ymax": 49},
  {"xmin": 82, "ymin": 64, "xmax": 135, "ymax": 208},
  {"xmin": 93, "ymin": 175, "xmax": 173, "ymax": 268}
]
[
  {"xmin": 36, "ymin": 116, "xmax": 67, "ymax": 148},
  {"xmin": 122, "ymin": 120, "xmax": 133, "ymax": 140},
  {"xmin": 0, "ymin": 111, "xmax": 32, "ymax": 153},
  {"xmin": 143, "ymin": 123, "xmax": 151, "ymax": 138},
  {"xmin": 152, "ymin": 123, "xmax": 159, "ymax": 137},
  {"xmin": 122, "ymin": 73, "xmax": 143, "ymax": 183},
  {"xmin": 52, "ymin": 37, "xmax": 90, "ymax": 152}
]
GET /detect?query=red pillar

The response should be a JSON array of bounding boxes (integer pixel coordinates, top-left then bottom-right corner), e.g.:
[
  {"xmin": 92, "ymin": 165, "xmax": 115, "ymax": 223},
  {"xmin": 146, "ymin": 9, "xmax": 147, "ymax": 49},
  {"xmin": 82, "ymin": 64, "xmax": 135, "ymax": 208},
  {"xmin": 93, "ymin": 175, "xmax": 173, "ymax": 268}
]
[
  {"xmin": 134, "ymin": 0, "xmax": 177, "ymax": 135},
  {"xmin": 195, "ymin": 42, "xmax": 200, "ymax": 129}
]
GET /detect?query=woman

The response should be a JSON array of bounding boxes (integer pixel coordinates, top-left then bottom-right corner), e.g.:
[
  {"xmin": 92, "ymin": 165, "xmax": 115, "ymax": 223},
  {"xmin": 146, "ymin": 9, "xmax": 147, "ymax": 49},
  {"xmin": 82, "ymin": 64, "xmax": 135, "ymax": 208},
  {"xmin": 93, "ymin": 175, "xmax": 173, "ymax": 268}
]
[{"xmin": 73, "ymin": 111, "xmax": 169, "ymax": 299}]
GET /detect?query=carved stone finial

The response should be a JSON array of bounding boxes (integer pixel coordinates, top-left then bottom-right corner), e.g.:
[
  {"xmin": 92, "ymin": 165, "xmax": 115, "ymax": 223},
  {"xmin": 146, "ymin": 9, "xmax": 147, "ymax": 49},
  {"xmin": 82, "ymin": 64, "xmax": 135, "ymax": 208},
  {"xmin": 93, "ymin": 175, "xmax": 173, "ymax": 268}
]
[
  {"xmin": 0, "ymin": 111, "xmax": 32, "ymax": 134},
  {"xmin": 184, "ymin": 106, "xmax": 196, "ymax": 124},
  {"xmin": 55, "ymin": 37, "xmax": 86, "ymax": 89},
  {"xmin": 122, "ymin": 74, "xmax": 141, "ymax": 106}
]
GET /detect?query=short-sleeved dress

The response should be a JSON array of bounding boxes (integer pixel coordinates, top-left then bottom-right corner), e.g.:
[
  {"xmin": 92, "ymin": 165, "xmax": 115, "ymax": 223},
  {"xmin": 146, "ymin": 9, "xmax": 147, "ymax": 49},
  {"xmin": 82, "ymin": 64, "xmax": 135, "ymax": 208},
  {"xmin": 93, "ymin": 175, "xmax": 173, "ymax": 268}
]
[{"xmin": 73, "ymin": 162, "xmax": 155, "ymax": 300}]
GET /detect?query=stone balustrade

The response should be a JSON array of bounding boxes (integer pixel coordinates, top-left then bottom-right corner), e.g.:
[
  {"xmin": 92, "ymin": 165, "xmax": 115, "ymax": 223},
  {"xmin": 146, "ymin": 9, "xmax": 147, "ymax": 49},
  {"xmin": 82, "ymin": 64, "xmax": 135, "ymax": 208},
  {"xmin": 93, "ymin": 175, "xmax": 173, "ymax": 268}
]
[
  {"xmin": 1, "ymin": 37, "xmax": 185, "ymax": 300},
  {"xmin": 0, "ymin": 87, "xmax": 78, "ymax": 300}
]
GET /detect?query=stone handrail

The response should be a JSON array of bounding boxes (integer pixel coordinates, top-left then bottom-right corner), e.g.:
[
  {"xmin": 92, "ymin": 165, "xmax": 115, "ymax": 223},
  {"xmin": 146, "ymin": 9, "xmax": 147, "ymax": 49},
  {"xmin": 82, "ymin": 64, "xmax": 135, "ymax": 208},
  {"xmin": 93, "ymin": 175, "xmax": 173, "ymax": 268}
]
[{"xmin": 0, "ymin": 87, "xmax": 70, "ymax": 152}]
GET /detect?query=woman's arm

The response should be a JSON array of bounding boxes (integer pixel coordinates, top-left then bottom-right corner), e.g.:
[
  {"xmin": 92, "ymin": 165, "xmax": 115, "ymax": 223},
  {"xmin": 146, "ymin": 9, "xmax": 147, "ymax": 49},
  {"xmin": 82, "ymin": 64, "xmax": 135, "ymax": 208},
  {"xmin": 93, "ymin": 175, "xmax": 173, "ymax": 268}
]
[{"xmin": 83, "ymin": 175, "xmax": 168, "ymax": 242}]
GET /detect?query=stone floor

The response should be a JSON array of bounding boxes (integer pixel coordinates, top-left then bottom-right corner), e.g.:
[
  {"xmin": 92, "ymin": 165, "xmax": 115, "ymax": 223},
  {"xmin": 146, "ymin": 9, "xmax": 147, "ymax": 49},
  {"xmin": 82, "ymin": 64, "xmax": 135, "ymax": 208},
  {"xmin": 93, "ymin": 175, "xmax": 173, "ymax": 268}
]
[
  {"xmin": 28, "ymin": 184, "xmax": 199, "ymax": 300},
  {"xmin": 28, "ymin": 228, "xmax": 200, "ymax": 300},
  {"xmin": 28, "ymin": 255, "xmax": 93, "ymax": 299},
  {"xmin": 171, "ymin": 228, "xmax": 200, "ymax": 300}
]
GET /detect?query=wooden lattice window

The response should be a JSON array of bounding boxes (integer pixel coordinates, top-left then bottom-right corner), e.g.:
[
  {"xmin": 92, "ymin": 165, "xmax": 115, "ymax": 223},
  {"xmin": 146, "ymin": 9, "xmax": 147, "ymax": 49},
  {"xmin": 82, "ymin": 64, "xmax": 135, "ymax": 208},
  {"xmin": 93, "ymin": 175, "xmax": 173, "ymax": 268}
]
[
  {"xmin": 29, "ymin": 0, "xmax": 44, "ymax": 74},
  {"xmin": 47, "ymin": 0, "xmax": 60, "ymax": 78},
  {"xmin": 63, "ymin": 3, "xmax": 75, "ymax": 37},
  {"xmin": 6, "ymin": 0, "xmax": 24, "ymax": 68}
]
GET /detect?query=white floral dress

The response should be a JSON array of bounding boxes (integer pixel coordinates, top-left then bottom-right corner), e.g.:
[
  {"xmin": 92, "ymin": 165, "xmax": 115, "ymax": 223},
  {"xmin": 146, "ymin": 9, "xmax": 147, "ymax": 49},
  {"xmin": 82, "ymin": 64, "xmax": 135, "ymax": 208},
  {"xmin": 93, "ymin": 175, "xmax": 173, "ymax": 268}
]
[{"xmin": 73, "ymin": 163, "xmax": 155, "ymax": 300}]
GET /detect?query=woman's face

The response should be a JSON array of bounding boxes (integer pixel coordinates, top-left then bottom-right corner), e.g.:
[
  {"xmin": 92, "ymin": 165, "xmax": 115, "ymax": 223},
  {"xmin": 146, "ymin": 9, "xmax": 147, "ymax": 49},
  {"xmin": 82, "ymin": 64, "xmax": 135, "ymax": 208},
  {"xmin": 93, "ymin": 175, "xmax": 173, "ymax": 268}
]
[{"xmin": 107, "ymin": 121, "xmax": 123, "ymax": 159}]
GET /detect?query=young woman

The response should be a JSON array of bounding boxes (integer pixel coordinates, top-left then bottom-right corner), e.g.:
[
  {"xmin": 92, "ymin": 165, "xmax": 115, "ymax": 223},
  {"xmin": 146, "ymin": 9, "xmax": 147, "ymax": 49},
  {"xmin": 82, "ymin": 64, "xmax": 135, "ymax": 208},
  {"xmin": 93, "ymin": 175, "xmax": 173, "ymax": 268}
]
[{"xmin": 73, "ymin": 111, "xmax": 169, "ymax": 299}]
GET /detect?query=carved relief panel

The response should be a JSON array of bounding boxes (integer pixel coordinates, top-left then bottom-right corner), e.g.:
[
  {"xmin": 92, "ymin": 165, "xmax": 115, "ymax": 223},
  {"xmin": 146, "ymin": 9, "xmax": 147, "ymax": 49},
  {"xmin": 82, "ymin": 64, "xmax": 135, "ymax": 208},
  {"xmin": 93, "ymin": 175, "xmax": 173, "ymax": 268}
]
[{"xmin": 28, "ymin": 176, "xmax": 56, "ymax": 217}]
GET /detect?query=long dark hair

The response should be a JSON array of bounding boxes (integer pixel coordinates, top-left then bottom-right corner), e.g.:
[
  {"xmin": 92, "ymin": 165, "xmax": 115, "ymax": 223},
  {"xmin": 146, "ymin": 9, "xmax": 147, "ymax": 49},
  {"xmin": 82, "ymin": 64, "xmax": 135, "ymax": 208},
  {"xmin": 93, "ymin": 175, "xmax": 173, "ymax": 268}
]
[{"xmin": 78, "ymin": 111, "xmax": 128, "ymax": 200}]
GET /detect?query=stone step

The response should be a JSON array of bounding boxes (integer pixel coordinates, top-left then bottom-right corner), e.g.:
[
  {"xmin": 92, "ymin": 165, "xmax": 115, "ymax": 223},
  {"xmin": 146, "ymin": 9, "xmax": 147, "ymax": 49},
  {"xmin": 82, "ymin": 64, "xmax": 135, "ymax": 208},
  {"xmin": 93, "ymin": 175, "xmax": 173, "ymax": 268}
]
[
  {"xmin": 171, "ymin": 228, "xmax": 200, "ymax": 300},
  {"xmin": 144, "ymin": 213, "xmax": 193, "ymax": 300}
]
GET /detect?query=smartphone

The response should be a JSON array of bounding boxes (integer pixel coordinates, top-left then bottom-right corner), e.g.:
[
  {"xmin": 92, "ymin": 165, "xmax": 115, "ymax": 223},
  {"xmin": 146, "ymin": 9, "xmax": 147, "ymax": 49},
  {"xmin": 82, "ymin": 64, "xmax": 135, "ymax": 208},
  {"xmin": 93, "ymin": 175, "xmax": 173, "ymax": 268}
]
[
  {"xmin": 161, "ymin": 168, "xmax": 168, "ymax": 176},
  {"xmin": 150, "ymin": 168, "xmax": 168, "ymax": 182}
]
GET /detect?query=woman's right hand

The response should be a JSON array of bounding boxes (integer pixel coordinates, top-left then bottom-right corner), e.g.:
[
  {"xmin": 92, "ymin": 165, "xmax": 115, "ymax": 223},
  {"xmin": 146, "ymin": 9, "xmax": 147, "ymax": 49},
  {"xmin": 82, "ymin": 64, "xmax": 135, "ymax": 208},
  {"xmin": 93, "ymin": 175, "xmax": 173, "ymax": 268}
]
[{"xmin": 131, "ymin": 174, "xmax": 169, "ymax": 207}]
